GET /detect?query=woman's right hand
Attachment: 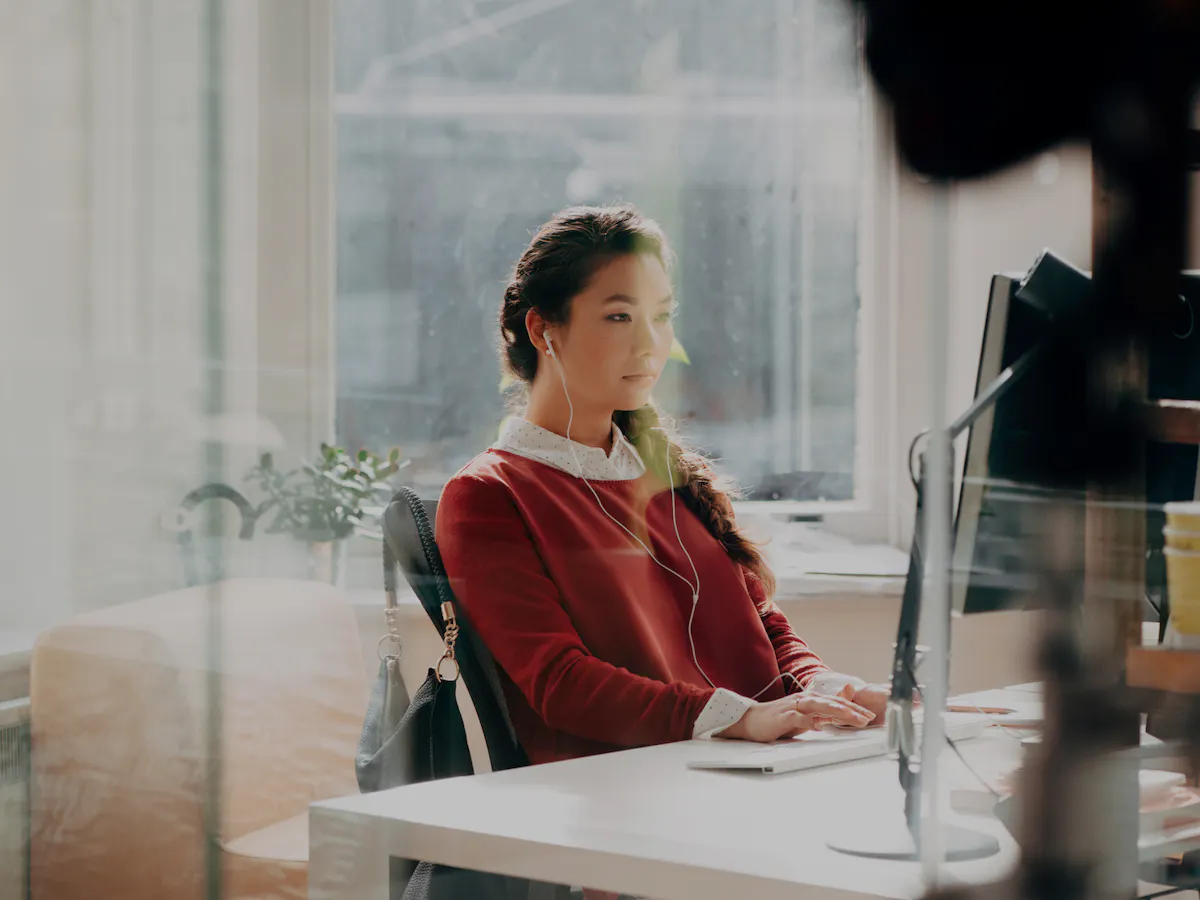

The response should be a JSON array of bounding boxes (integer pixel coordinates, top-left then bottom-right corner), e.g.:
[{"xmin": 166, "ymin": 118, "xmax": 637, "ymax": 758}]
[{"xmin": 718, "ymin": 693, "xmax": 875, "ymax": 743}]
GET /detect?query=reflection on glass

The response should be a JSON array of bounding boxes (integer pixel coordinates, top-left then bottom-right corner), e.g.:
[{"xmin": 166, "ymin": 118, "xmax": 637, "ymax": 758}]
[
  {"xmin": 0, "ymin": 4, "xmax": 872, "ymax": 900},
  {"xmin": 4, "ymin": 5, "xmax": 355, "ymax": 900}
]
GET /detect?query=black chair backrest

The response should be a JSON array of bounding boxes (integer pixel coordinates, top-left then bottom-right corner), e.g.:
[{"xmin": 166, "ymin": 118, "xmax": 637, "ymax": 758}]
[
  {"xmin": 175, "ymin": 483, "xmax": 259, "ymax": 587},
  {"xmin": 381, "ymin": 486, "xmax": 529, "ymax": 773}
]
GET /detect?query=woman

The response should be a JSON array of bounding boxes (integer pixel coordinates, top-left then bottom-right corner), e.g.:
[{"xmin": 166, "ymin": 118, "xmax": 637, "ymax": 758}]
[{"xmin": 437, "ymin": 204, "xmax": 888, "ymax": 767}]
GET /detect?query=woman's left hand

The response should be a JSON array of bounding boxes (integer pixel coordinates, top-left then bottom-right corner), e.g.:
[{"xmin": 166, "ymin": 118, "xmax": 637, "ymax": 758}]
[
  {"xmin": 842, "ymin": 682, "xmax": 889, "ymax": 723},
  {"xmin": 808, "ymin": 673, "xmax": 890, "ymax": 726}
]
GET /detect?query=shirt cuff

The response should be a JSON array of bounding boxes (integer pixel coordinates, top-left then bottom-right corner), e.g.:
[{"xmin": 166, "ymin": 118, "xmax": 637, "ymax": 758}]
[
  {"xmin": 692, "ymin": 688, "xmax": 754, "ymax": 740},
  {"xmin": 807, "ymin": 671, "xmax": 868, "ymax": 696}
]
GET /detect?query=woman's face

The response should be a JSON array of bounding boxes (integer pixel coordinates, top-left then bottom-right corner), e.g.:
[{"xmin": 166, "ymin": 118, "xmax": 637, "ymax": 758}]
[{"xmin": 548, "ymin": 252, "xmax": 676, "ymax": 412}]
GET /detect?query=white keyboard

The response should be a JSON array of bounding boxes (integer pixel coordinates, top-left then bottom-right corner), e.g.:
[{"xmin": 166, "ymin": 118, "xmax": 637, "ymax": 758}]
[{"xmin": 687, "ymin": 715, "xmax": 989, "ymax": 775}]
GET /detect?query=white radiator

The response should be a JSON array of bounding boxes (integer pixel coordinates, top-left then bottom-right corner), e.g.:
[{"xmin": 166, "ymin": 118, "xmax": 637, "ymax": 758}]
[{"xmin": 0, "ymin": 700, "xmax": 30, "ymax": 900}]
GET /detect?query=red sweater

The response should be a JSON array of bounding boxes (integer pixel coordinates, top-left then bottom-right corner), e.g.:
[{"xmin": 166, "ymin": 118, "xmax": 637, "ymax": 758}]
[{"xmin": 436, "ymin": 449, "xmax": 829, "ymax": 764}]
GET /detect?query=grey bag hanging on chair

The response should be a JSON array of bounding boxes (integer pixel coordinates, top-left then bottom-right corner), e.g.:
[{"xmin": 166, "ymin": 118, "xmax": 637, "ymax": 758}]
[
  {"xmin": 354, "ymin": 489, "xmax": 520, "ymax": 900},
  {"xmin": 359, "ymin": 488, "xmax": 594, "ymax": 899},
  {"xmin": 354, "ymin": 590, "xmax": 412, "ymax": 792},
  {"xmin": 354, "ymin": 573, "xmax": 476, "ymax": 795}
]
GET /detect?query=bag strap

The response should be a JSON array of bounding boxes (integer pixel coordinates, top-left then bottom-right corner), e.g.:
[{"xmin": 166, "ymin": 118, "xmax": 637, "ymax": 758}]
[
  {"xmin": 435, "ymin": 601, "xmax": 460, "ymax": 683},
  {"xmin": 380, "ymin": 527, "xmax": 404, "ymax": 662},
  {"xmin": 383, "ymin": 488, "xmax": 458, "ymax": 679},
  {"xmin": 383, "ymin": 486, "xmax": 527, "ymax": 768}
]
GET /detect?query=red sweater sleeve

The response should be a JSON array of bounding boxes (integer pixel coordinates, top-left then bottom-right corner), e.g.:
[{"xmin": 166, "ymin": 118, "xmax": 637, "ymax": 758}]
[
  {"xmin": 745, "ymin": 571, "xmax": 830, "ymax": 692},
  {"xmin": 436, "ymin": 473, "xmax": 715, "ymax": 747}
]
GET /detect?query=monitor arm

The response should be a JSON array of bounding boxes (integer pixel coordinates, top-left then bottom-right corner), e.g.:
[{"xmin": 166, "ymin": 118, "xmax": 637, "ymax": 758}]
[{"xmin": 890, "ymin": 341, "xmax": 1042, "ymax": 845}]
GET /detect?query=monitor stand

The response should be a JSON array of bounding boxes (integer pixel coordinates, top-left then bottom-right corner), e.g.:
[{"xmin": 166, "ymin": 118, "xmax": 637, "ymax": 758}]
[
  {"xmin": 827, "ymin": 291, "xmax": 1049, "ymax": 868},
  {"xmin": 827, "ymin": 817, "xmax": 1000, "ymax": 863}
]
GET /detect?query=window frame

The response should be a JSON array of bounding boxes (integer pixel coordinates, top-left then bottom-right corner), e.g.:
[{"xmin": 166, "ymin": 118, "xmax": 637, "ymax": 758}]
[
  {"xmin": 734, "ymin": 71, "xmax": 899, "ymax": 546},
  {"xmin": 316, "ymin": 4, "xmax": 903, "ymax": 547}
]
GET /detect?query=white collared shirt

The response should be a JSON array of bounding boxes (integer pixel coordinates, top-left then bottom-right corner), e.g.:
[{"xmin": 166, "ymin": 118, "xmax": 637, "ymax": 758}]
[{"xmin": 493, "ymin": 416, "xmax": 646, "ymax": 481}]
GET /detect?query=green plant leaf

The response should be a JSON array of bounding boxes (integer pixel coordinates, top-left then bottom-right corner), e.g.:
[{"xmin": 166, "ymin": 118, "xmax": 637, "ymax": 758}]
[
  {"xmin": 668, "ymin": 337, "xmax": 691, "ymax": 365},
  {"xmin": 320, "ymin": 470, "xmax": 361, "ymax": 491},
  {"xmin": 242, "ymin": 442, "xmax": 407, "ymax": 542}
]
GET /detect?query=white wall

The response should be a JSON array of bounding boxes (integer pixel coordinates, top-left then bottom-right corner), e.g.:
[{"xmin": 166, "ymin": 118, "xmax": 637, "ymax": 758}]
[
  {"xmin": 944, "ymin": 148, "xmax": 1094, "ymax": 423},
  {"xmin": 885, "ymin": 146, "xmax": 1094, "ymax": 545}
]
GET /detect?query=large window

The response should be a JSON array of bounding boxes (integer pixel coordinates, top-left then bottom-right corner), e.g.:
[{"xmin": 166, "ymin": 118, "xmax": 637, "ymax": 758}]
[{"xmin": 335, "ymin": 0, "xmax": 863, "ymax": 501}]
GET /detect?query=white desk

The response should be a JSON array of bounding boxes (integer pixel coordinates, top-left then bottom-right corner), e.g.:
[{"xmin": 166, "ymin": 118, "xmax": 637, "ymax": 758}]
[{"xmin": 309, "ymin": 691, "xmax": 1029, "ymax": 900}]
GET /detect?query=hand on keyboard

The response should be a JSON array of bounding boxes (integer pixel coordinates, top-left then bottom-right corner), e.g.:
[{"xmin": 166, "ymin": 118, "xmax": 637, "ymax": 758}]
[
  {"xmin": 718, "ymin": 694, "xmax": 875, "ymax": 743},
  {"xmin": 809, "ymin": 673, "xmax": 892, "ymax": 723}
]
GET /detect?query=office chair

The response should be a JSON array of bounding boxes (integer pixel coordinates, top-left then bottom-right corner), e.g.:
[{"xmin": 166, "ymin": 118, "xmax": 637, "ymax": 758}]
[{"xmin": 382, "ymin": 486, "xmax": 579, "ymax": 900}]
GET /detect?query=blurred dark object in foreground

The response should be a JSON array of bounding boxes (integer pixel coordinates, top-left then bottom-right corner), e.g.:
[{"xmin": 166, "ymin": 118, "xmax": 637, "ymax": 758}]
[
  {"xmin": 849, "ymin": 3, "xmax": 1200, "ymax": 899},
  {"xmin": 853, "ymin": 0, "xmax": 1200, "ymax": 180}
]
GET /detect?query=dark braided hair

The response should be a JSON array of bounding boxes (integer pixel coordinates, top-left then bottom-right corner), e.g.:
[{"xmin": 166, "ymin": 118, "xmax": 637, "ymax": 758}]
[{"xmin": 498, "ymin": 204, "xmax": 776, "ymax": 600}]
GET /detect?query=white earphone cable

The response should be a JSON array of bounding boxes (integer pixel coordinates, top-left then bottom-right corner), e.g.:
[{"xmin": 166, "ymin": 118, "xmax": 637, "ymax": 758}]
[{"xmin": 547, "ymin": 338, "xmax": 803, "ymax": 700}]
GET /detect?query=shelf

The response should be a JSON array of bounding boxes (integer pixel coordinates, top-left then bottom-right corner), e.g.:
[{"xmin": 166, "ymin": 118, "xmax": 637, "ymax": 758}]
[
  {"xmin": 1128, "ymin": 646, "xmax": 1200, "ymax": 693},
  {"xmin": 1144, "ymin": 400, "xmax": 1200, "ymax": 446}
]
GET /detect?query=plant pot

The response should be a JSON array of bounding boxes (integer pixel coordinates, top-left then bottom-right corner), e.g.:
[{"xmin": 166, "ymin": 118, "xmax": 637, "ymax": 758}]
[{"xmin": 308, "ymin": 538, "xmax": 348, "ymax": 587}]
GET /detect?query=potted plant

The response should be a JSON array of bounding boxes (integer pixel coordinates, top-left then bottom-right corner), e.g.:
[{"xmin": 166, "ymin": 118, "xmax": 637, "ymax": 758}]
[{"xmin": 245, "ymin": 443, "xmax": 406, "ymax": 585}]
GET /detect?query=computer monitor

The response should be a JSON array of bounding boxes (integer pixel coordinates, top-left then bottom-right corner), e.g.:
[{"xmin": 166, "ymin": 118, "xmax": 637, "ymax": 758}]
[
  {"xmin": 830, "ymin": 252, "xmax": 1200, "ymax": 863},
  {"xmin": 951, "ymin": 254, "xmax": 1200, "ymax": 619},
  {"xmin": 951, "ymin": 259, "xmax": 1089, "ymax": 616}
]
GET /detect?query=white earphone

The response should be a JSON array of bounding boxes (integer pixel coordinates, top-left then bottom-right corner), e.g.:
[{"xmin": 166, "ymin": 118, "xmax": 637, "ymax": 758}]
[{"xmin": 543, "ymin": 331, "xmax": 801, "ymax": 699}]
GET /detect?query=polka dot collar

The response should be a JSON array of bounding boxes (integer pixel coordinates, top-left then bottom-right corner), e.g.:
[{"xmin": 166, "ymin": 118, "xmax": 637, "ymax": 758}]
[{"xmin": 492, "ymin": 417, "xmax": 646, "ymax": 482}]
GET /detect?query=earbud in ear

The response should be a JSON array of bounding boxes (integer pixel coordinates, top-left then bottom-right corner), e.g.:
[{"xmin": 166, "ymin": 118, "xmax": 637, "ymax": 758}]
[{"xmin": 545, "ymin": 333, "xmax": 556, "ymax": 358}]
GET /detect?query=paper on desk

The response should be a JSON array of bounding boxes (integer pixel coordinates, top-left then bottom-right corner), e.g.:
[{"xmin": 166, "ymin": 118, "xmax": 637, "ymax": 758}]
[
  {"xmin": 948, "ymin": 699, "xmax": 1043, "ymax": 728},
  {"xmin": 950, "ymin": 739, "xmax": 1187, "ymax": 818},
  {"xmin": 792, "ymin": 547, "xmax": 910, "ymax": 578}
]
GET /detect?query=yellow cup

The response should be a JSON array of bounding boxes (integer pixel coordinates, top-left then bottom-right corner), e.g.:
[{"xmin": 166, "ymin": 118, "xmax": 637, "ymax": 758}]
[
  {"xmin": 1165, "ymin": 546, "xmax": 1200, "ymax": 635},
  {"xmin": 1165, "ymin": 501, "xmax": 1200, "ymax": 532},
  {"xmin": 1164, "ymin": 527, "xmax": 1200, "ymax": 553}
]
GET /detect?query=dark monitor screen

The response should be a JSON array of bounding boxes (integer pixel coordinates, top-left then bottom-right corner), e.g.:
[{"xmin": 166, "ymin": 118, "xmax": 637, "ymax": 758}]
[
  {"xmin": 950, "ymin": 266, "xmax": 1087, "ymax": 615},
  {"xmin": 951, "ymin": 254, "xmax": 1200, "ymax": 616}
]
